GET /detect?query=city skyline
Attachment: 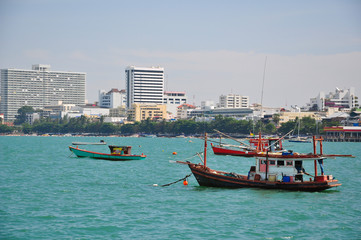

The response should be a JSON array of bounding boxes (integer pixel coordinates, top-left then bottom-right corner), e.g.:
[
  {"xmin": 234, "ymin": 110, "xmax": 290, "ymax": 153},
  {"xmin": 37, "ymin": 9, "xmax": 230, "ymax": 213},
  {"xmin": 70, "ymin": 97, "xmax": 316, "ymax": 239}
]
[{"xmin": 1, "ymin": 0, "xmax": 360, "ymax": 107}]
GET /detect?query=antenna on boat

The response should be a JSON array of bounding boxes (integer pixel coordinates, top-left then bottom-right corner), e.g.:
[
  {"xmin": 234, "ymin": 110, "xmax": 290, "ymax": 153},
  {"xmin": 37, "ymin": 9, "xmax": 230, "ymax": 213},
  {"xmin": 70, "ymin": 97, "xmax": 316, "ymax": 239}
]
[
  {"xmin": 257, "ymin": 56, "xmax": 267, "ymax": 150},
  {"xmin": 259, "ymin": 56, "xmax": 267, "ymax": 133},
  {"xmin": 204, "ymin": 133, "xmax": 207, "ymax": 168}
]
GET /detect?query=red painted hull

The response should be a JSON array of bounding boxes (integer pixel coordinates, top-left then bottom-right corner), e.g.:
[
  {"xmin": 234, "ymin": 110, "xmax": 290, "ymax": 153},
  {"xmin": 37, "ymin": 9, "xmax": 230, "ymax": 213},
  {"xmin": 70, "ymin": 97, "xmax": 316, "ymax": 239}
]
[
  {"xmin": 211, "ymin": 144, "xmax": 256, "ymax": 157},
  {"xmin": 188, "ymin": 163, "xmax": 341, "ymax": 191}
]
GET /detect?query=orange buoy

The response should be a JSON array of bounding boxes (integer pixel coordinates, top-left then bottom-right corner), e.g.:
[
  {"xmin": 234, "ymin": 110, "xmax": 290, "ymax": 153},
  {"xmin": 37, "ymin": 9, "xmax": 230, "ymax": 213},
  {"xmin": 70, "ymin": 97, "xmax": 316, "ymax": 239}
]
[
  {"xmin": 183, "ymin": 179, "xmax": 188, "ymax": 186},
  {"xmin": 172, "ymin": 152, "xmax": 177, "ymax": 155}
]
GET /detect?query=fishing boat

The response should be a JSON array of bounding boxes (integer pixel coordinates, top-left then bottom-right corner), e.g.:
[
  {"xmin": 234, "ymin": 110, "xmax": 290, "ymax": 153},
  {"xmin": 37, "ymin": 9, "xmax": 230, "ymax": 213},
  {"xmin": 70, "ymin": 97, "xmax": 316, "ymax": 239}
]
[
  {"xmin": 177, "ymin": 134, "xmax": 349, "ymax": 191},
  {"xmin": 211, "ymin": 130, "xmax": 284, "ymax": 157},
  {"xmin": 69, "ymin": 145, "xmax": 146, "ymax": 161},
  {"xmin": 211, "ymin": 137, "xmax": 283, "ymax": 157},
  {"xmin": 288, "ymin": 136, "xmax": 311, "ymax": 143}
]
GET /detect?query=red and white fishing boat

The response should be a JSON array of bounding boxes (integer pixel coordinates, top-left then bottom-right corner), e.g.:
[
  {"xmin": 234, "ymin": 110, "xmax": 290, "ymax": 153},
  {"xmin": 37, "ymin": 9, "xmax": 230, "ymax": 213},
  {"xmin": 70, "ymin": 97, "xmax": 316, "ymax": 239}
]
[
  {"xmin": 211, "ymin": 131, "xmax": 284, "ymax": 157},
  {"xmin": 178, "ymin": 134, "xmax": 352, "ymax": 191}
]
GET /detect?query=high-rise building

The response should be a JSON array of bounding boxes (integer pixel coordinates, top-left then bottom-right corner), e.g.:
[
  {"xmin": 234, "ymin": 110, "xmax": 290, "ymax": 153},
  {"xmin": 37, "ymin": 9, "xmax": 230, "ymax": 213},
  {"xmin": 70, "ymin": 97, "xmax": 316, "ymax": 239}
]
[
  {"xmin": 125, "ymin": 66, "xmax": 164, "ymax": 109},
  {"xmin": 0, "ymin": 64, "xmax": 86, "ymax": 121},
  {"xmin": 219, "ymin": 94, "xmax": 249, "ymax": 108}
]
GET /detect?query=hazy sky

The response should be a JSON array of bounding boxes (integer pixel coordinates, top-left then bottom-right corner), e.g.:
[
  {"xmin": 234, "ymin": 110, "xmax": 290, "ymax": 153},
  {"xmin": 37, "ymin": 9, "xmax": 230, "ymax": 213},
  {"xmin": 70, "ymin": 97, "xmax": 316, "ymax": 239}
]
[{"xmin": 1, "ymin": 0, "xmax": 360, "ymax": 108}]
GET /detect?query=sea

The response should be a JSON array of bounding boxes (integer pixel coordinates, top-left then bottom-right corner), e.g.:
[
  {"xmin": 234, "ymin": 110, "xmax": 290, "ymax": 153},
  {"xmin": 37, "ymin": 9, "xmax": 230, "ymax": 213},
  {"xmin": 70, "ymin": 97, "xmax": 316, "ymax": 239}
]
[{"xmin": 1, "ymin": 136, "xmax": 361, "ymax": 239}]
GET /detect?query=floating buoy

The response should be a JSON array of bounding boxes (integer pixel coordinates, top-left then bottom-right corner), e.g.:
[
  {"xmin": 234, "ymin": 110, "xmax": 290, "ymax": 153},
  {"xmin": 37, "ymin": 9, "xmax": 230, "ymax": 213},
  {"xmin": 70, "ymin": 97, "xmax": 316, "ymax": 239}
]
[
  {"xmin": 172, "ymin": 152, "xmax": 177, "ymax": 155},
  {"xmin": 183, "ymin": 179, "xmax": 188, "ymax": 186}
]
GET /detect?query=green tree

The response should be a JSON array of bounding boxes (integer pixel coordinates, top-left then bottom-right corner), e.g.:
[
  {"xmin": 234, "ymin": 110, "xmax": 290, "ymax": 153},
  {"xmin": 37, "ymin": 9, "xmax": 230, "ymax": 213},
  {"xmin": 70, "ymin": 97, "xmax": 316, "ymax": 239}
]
[
  {"xmin": 278, "ymin": 121, "xmax": 297, "ymax": 135},
  {"xmin": 21, "ymin": 123, "xmax": 33, "ymax": 134},
  {"xmin": 0, "ymin": 124, "xmax": 14, "ymax": 134},
  {"xmin": 272, "ymin": 114, "xmax": 280, "ymax": 126},
  {"xmin": 99, "ymin": 123, "xmax": 118, "ymax": 134},
  {"xmin": 264, "ymin": 122, "xmax": 276, "ymax": 134},
  {"xmin": 14, "ymin": 106, "xmax": 35, "ymax": 125}
]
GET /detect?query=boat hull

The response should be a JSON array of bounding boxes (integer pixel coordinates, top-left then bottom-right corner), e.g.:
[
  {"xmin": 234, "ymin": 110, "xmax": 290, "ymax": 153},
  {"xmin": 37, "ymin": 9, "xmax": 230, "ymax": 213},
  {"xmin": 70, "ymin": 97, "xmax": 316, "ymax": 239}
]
[
  {"xmin": 69, "ymin": 146, "xmax": 146, "ymax": 161},
  {"xmin": 211, "ymin": 144, "xmax": 256, "ymax": 157},
  {"xmin": 188, "ymin": 163, "xmax": 340, "ymax": 191}
]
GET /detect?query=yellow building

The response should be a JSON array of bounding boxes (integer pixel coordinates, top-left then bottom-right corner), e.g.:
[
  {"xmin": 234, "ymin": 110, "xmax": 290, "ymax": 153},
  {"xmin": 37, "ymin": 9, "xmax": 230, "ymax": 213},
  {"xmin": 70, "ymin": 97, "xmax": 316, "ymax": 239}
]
[
  {"xmin": 128, "ymin": 104, "xmax": 167, "ymax": 122},
  {"xmin": 279, "ymin": 111, "xmax": 323, "ymax": 124}
]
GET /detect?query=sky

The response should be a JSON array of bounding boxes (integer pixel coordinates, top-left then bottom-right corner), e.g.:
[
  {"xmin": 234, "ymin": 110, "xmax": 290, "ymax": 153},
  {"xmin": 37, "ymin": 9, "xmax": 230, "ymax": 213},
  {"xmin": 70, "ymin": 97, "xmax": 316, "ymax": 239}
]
[{"xmin": 1, "ymin": 0, "xmax": 360, "ymax": 108}]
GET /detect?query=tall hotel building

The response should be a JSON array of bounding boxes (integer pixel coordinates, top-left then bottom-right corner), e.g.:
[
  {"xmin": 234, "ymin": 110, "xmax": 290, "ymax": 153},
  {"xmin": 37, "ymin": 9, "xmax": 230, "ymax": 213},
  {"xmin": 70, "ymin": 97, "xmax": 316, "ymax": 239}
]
[
  {"xmin": 125, "ymin": 66, "xmax": 164, "ymax": 109},
  {"xmin": 0, "ymin": 64, "xmax": 86, "ymax": 121}
]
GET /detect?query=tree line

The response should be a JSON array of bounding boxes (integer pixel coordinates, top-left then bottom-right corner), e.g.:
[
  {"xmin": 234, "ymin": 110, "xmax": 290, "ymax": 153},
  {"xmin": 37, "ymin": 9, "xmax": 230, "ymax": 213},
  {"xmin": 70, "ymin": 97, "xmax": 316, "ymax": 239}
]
[{"xmin": 0, "ymin": 106, "xmax": 339, "ymax": 135}]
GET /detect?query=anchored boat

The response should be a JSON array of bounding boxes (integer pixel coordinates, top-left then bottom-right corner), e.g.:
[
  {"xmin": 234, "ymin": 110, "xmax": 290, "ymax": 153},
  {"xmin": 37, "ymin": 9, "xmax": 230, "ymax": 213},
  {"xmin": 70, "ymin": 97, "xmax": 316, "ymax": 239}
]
[
  {"xmin": 211, "ymin": 129, "xmax": 284, "ymax": 157},
  {"xmin": 69, "ymin": 145, "xmax": 146, "ymax": 161},
  {"xmin": 178, "ymin": 133, "xmax": 350, "ymax": 191}
]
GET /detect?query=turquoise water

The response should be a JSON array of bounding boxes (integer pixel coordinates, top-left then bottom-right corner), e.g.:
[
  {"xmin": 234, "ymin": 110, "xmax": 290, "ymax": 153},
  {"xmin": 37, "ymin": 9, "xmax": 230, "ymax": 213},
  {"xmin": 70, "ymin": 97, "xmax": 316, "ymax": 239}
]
[{"xmin": 1, "ymin": 136, "xmax": 361, "ymax": 239}]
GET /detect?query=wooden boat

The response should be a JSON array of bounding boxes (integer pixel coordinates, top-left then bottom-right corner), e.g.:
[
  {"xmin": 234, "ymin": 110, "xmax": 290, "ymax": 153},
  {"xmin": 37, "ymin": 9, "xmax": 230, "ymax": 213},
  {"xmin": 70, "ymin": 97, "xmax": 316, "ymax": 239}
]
[
  {"xmin": 69, "ymin": 145, "xmax": 146, "ymax": 161},
  {"xmin": 178, "ymin": 134, "xmax": 345, "ymax": 191},
  {"xmin": 211, "ymin": 143, "xmax": 256, "ymax": 157},
  {"xmin": 211, "ymin": 137, "xmax": 283, "ymax": 157},
  {"xmin": 288, "ymin": 136, "xmax": 311, "ymax": 143}
]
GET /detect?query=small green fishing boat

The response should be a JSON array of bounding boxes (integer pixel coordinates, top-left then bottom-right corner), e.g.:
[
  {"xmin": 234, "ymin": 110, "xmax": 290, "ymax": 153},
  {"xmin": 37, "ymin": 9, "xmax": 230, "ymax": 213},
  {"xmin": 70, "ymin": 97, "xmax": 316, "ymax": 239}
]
[{"xmin": 69, "ymin": 145, "xmax": 146, "ymax": 161}]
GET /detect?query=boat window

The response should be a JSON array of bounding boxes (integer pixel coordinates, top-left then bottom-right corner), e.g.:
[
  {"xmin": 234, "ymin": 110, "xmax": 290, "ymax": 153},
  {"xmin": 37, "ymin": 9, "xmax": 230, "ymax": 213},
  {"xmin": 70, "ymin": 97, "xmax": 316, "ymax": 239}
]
[
  {"xmin": 277, "ymin": 160, "xmax": 284, "ymax": 166},
  {"xmin": 286, "ymin": 161, "xmax": 293, "ymax": 166},
  {"xmin": 261, "ymin": 160, "xmax": 267, "ymax": 164},
  {"xmin": 269, "ymin": 160, "xmax": 275, "ymax": 165}
]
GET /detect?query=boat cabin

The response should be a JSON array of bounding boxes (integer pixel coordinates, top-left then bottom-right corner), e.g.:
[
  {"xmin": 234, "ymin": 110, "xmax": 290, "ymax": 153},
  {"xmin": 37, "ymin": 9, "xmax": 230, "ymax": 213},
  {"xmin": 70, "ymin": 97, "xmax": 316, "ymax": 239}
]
[
  {"xmin": 247, "ymin": 157, "xmax": 331, "ymax": 183},
  {"xmin": 109, "ymin": 145, "xmax": 132, "ymax": 155}
]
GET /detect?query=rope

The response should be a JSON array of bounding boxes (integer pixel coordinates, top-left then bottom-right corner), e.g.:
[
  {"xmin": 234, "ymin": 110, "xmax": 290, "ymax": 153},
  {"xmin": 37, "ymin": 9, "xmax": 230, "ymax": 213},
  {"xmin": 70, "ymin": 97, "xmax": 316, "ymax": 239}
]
[
  {"xmin": 161, "ymin": 173, "xmax": 193, "ymax": 187},
  {"xmin": 174, "ymin": 152, "xmax": 203, "ymax": 162}
]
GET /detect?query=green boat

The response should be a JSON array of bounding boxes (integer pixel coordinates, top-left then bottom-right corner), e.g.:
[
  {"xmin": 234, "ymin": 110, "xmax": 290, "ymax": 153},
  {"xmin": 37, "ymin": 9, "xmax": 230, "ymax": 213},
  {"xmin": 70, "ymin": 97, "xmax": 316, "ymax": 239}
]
[{"xmin": 69, "ymin": 145, "xmax": 146, "ymax": 161}]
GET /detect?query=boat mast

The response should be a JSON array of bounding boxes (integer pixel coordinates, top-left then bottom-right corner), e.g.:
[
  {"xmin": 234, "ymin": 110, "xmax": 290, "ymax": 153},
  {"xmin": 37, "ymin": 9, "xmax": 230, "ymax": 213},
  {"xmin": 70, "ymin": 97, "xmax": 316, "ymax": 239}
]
[
  {"xmin": 259, "ymin": 56, "xmax": 267, "ymax": 134},
  {"xmin": 204, "ymin": 133, "xmax": 208, "ymax": 168}
]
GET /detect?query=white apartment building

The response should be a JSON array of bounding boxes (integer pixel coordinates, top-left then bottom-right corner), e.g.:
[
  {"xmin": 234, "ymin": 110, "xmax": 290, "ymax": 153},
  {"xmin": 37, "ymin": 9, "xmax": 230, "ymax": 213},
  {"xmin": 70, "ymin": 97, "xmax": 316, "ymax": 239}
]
[
  {"xmin": 307, "ymin": 87, "xmax": 358, "ymax": 111},
  {"xmin": 219, "ymin": 94, "xmax": 249, "ymax": 108},
  {"xmin": 0, "ymin": 64, "xmax": 86, "ymax": 121},
  {"xmin": 99, "ymin": 88, "xmax": 126, "ymax": 108},
  {"xmin": 125, "ymin": 66, "xmax": 164, "ymax": 109},
  {"xmin": 163, "ymin": 91, "xmax": 187, "ymax": 117}
]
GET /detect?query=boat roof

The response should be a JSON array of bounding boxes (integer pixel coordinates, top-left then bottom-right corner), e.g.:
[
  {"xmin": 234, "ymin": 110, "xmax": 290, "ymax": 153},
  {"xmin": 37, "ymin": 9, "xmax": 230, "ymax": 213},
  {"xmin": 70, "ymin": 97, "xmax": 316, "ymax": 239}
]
[{"xmin": 108, "ymin": 145, "xmax": 131, "ymax": 148}]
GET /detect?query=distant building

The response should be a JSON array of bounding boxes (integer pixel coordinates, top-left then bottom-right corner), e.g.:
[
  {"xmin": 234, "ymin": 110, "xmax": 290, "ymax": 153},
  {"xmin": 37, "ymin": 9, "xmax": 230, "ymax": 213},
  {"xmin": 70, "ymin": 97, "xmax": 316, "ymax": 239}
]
[
  {"xmin": 0, "ymin": 64, "xmax": 86, "ymax": 121},
  {"xmin": 323, "ymin": 126, "xmax": 361, "ymax": 142},
  {"xmin": 99, "ymin": 88, "xmax": 126, "ymax": 108},
  {"xmin": 177, "ymin": 103, "xmax": 196, "ymax": 119},
  {"xmin": 125, "ymin": 66, "xmax": 164, "ymax": 109},
  {"xmin": 307, "ymin": 87, "xmax": 358, "ymax": 111},
  {"xmin": 278, "ymin": 111, "xmax": 323, "ymax": 124},
  {"xmin": 189, "ymin": 107, "xmax": 253, "ymax": 119},
  {"xmin": 25, "ymin": 112, "xmax": 40, "ymax": 125},
  {"xmin": 219, "ymin": 94, "xmax": 249, "ymax": 108},
  {"xmin": 201, "ymin": 100, "xmax": 215, "ymax": 110},
  {"xmin": 127, "ymin": 103, "xmax": 167, "ymax": 122},
  {"xmin": 163, "ymin": 91, "xmax": 187, "ymax": 117}
]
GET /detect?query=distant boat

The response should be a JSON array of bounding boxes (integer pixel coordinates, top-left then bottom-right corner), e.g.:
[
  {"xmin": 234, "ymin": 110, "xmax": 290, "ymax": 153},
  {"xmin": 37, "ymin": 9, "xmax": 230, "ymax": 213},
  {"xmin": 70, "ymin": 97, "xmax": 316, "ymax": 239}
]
[
  {"xmin": 69, "ymin": 145, "xmax": 146, "ymax": 161},
  {"xmin": 288, "ymin": 136, "xmax": 311, "ymax": 143},
  {"xmin": 72, "ymin": 140, "xmax": 106, "ymax": 145},
  {"xmin": 288, "ymin": 107, "xmax": 311, "ymax": 143},
  {"xmin": 211, "ymin": 130, "xmax": 284, "ymax": 157}
]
